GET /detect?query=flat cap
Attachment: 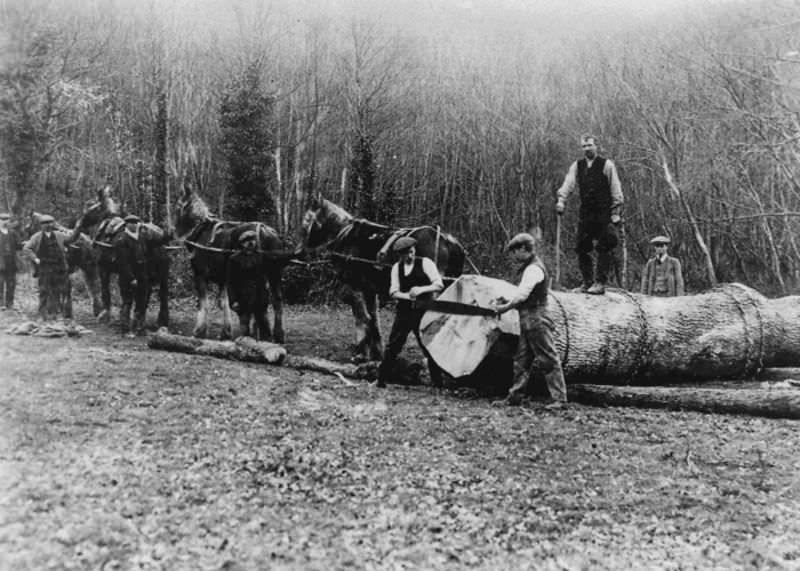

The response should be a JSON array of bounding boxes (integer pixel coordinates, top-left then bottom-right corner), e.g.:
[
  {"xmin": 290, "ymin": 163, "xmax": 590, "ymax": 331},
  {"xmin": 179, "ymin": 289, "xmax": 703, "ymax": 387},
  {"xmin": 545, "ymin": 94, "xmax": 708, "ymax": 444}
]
[
  {"xmin": 393, "ymin": 236, "xmax": 417, "ymax": 252},
  {"xmin": 39, "ymin": 214, "xmax": 56, "ymax": 223},
  {"xmin": 506, "ymin": 232, "xmax": 536, "ymax": 251},
  {"xmin": 239, "ymin": 230, "xmax": 257, "ymax": 243},
  {"xmin": 123, "ymin": 214, "xmax": 141, "ymax": 224},
  {"xmin": 0, "ymin": 212, "xmax": 10, "ymax": 220},
  {"xmin": 650, "ymin": 235, "xmax": 670, "ymax": 245}
]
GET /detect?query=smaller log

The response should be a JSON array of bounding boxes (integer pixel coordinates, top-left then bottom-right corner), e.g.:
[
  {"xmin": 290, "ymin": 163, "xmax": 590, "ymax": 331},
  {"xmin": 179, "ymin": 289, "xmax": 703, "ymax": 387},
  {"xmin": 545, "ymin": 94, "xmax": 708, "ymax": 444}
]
[
  {"xmin": 284, "ymin": 356, "xmax": 375, "ymax": 379},
  {"xmin": 569, "ymin": 384, "xmax": 800, "ymax": 419},
  {"xmin": 148, "ymin": 330, "xmax": 286, "ymax": 364}
]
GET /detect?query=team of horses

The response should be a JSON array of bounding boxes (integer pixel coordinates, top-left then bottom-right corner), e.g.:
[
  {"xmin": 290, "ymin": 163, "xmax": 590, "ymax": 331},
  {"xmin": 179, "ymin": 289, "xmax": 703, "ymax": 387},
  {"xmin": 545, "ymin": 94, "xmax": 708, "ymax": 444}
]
[{"xmin": 20, "ymin": 187, "xmax": 467, "ymax": 359}]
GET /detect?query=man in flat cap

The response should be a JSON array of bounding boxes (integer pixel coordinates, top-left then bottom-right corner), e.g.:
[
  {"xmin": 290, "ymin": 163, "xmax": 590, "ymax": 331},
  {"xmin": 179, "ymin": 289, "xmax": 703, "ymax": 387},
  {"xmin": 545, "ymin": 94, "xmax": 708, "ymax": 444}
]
[
  {"xmin": 493, "ymin": 232, "xmax": 567, "ymax": 408},
  {"xmin": 114, "ymin": 214, "xmax": 148, "ymax": 335},
  {"xmin": 555, "ymin": 133, "xmax": 624, "ymax": 295},
  {"xmin": 0, "ymin": 212, "xmax": 22, "ymax": 310},
  {"xmin": 641, "ymin": 235, "xmax": 684, "ymax": 297},
  {"xmin": 226, "ymin": 229, "xmax": 270, "ymax": 339},
  {"xmin": 24, "ymin": 214, "xmax": 72, "ymax": 320},
  {"xmin": 377, "ymin": 235, "xmax": 445, "ymax": 388}
]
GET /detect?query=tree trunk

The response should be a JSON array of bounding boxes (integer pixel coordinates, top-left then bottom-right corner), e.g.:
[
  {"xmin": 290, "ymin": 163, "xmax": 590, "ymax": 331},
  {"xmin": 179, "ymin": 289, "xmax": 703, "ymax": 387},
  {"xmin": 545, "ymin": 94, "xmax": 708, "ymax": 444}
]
[
  {"xmin": 148, "ymin": 330, "xmax": 286, "ymax": 364},
  {"xmin": 568, "ymin": 384, "xmax": 800, "ymax": 419},
  {"xmin": 420, "ymin": 274, "xmax": 800, "ymax": 385}
]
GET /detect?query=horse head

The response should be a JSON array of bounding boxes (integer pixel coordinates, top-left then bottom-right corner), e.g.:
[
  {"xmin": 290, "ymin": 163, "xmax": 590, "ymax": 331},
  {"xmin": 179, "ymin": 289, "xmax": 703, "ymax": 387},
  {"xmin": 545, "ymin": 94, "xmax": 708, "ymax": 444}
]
[
  {"xmin": 298, "ymin": 194, "xmax": 353, "ymax": 252},
  {"xmin": 174, "ymin": 181, "xmax": 211, "ymax": 238},
  {"xmin": 76, "ymin": 186, "xmax": 122, "ymax": 233}
]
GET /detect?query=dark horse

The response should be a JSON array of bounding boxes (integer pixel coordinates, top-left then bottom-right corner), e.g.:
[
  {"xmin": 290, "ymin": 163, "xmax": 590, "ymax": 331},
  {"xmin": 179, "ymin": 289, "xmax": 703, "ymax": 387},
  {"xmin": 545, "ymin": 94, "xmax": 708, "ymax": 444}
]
[
  {"xmin": 174, "ymin": 184, "xmax": 293, "ymax": 341},
  {"xmin": 23, "ymin": 212, "xmax": 103, "ymax": 317},
  {"xmin": 298, "ymin": 194, "xmax": 466, "ymax": 361},
  {"xmin": 72, "ymin": 187, "xmax": 171, "ymax": 328}
]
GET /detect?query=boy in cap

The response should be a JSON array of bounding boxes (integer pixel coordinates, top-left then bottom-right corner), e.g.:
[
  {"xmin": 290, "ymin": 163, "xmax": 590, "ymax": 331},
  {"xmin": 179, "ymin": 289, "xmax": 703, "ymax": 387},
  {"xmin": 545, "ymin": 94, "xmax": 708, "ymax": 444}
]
[
  {"xmin": 24, "ymin": 214, "xmax": 72, "ymax": 320},
  {"xmin": 377, "ymin": 236, "xmax": 445, "ymax": 388},
  {"xmin": 0, "ymin": 212, "xmax": 22, "ymax": 310},
  {"xmin": 493, "ymin": 232, "xmax": 567, "ymax": 408},
  {"xmin": 226, "ymin": 229, "xmax": 271, "ymax": 339},
  {"xmin": 641, "ymin": 235, "xmax": 685, "ymax": 297}
]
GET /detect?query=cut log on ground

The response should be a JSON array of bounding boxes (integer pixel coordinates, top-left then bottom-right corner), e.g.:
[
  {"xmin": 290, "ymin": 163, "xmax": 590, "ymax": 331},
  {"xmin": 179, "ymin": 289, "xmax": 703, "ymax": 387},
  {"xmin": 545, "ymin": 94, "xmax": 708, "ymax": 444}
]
[
  {"xmin": 148, "ymin": 330, "xmax": 286, "ymax": 364},
  {"xmin": 284, "ymin": 356, "xmax": 375, "ymax": 380},
  {"xmin": 420, "ymin": 274, "xmax": 800, "ymax": 385},
  {"xmin": 568, "ymin": 384, "xmax": 800, "ymax": 419}
]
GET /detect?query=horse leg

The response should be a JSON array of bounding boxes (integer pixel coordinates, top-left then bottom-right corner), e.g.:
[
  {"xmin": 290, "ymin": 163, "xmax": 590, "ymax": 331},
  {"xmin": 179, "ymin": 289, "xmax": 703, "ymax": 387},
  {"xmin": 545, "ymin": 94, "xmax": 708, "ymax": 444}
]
[
  {"xmin": 62, "ymin": 275, "xmax": 74, "ymax": 320},
  {"xmin": 342, "ymin": 285, "xmax": 370, "ymax": 360},
  {"xmin": 97, "ymin": 268, "xmax": 112, "ymax": 323},
  {"xmin": 83, "ymin": 268, "xmax": 102, "ymax": 317},
  {"xmin": 193, "ymin": 277, "xmax": 210, "ymax": 339},
  {"xmin": 267, "ymin": 270, "xmax": 283, "ymax": 343},
  {"xmin": 364, "ymin": 291, "xmax": 383, "ymax": 360},
  {"xmin": 219, "ymin": 286, "xmax": 233, "ymax": 340},
  {"xmin": 157, "ymin": 259, "xmax": 169, "ymax": 328}
]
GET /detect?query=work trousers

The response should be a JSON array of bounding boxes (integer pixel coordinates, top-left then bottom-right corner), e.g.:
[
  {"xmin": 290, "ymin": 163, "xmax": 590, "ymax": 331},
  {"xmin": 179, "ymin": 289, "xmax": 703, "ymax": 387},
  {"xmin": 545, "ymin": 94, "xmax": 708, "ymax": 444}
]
[
  {"xmin": 378, "ymin": 307, "xmax": 443, "ymax": 386},
  {"xmin": 508, "ymin": 313, "xmax": 567, "ymax": 402},
  {"xmin": 576, "ymin": 216, "xmax": 619, "ymax": 286}
]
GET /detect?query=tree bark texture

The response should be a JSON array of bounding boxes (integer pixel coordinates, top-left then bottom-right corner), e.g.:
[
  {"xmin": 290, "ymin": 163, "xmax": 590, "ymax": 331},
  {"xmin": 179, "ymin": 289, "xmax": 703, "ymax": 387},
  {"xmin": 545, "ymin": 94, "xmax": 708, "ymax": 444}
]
[
  {"xmin": 568, "ymin": 384, "xmax": 800, "ymax": 419},
  {"xmin": 420, "ymin": 274, "xmax": 800, "ymax": 385},
  {"xmin": 148, "ymin": 330, "xmax": 286, "ymax": 364}
]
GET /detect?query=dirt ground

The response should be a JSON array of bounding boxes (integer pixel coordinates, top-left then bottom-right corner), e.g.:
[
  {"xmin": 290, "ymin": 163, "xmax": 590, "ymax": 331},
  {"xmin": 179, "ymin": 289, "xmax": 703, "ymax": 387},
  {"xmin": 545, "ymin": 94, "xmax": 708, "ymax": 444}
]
[{"xmin": 1, "ymin": 276, "xmax": 799, "ymax": 571}]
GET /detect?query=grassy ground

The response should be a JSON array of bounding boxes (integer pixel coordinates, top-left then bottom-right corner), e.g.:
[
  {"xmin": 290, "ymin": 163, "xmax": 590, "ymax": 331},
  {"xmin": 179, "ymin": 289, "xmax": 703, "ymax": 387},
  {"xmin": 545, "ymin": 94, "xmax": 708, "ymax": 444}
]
[{"xmin": 1, "ymin": 277, "xmax": 799, "ymax": 570}]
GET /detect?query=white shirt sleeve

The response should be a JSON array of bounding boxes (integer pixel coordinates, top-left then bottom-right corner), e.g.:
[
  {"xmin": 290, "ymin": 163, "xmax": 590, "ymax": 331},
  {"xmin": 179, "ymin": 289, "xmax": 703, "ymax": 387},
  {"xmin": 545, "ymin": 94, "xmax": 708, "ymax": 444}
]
[
  {"xmin": 510, "ymin": 264, "xmax": 545, "ymax": 305},
  {"xmin": 389, "ymin": 263, "xmax": 401, "ymax": 297},
  {"xmin": 603, "ymin": 159, "xmax": 624, "ymax": 215},
  {"xmin": 420, "ymin": 257, "xmax": 444, "ymax": 291},
  {"xmin": 556, "ymin": 161, "xmax": 578, "ymax": 204}
]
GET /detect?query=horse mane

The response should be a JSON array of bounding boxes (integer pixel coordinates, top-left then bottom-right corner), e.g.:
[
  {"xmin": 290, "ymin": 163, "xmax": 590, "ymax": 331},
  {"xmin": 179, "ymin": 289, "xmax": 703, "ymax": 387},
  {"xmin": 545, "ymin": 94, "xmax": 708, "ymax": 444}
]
[{"xmin": 320, "ymin": 198, "xmax": 353, "ymax": 226}]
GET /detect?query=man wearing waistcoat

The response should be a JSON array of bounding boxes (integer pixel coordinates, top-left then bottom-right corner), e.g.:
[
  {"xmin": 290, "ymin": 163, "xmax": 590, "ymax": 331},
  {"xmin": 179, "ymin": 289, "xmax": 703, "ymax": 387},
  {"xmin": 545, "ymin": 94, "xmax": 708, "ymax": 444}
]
[
  {"xmin": 226, "ymin": 230, "xmax": 270, "ymax": 340},
  {"xmin": 0, "ymin": 212, "xmax": 22, "ymax": 310},
  {"xmin": 641, "ymin": 235, "xmax": 685, "ymax": 297},
  {"xmin": 23, "ymin": 214, "xmax": 72, "ymax": 320},
  {"xmin": 493, "ymin": 233, "xmax": 567, "ymax": 408},
  {"xmin": 377, "ymin": 236, "xmax": 444, "ymax": 388},
  {"xmin": 556, "ymin": 134, "xmax": 624, "ymax": 295}
]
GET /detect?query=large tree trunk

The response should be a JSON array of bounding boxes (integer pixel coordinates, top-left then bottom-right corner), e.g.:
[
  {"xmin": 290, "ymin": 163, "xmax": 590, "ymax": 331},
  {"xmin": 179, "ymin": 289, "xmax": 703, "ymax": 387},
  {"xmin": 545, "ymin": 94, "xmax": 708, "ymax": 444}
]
[
  {"xmin": 420, "ymin": 275, "xmax": 800, "ymax": 385},
  {"xmin": 568, "ymin": 384, "xmax": 800, "ymax": 419}
]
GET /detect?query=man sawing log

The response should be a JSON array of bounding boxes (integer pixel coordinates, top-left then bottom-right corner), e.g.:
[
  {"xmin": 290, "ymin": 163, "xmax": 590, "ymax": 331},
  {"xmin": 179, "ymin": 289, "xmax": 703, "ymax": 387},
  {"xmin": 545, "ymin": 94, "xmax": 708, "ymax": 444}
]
[{"xmin": 420, "ymin": 275, "xmax": 800, "ymax": 386}]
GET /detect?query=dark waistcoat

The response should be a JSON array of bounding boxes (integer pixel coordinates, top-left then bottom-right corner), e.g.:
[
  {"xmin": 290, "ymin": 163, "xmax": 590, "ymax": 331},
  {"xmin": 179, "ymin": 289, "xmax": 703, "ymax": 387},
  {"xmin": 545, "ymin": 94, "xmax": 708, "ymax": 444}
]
[
  {"xmin": 398, "ymin": 258, "xmax": 432, "ymax": 311},
  {"xmin": 577, "ymin": 156, "xmax": 611, "ymax": 213}
]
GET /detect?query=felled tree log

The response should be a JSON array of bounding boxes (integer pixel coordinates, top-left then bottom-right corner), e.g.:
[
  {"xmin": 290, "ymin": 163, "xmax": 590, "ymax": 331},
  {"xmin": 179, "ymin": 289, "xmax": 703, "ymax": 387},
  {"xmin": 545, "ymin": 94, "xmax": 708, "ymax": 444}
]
[
  {"xmin": 420, "ymin": 274, "xmax": 800, "ymax": 385},
  {"xmin": 284, "ymin": 356, "xmax": 375, "ymax": 379},
  {"xmin": 568, "ymin": 384, "xmax": 800, "ymax": 419},
  {"xmin": 148, "ymin": 330, "xmax": 286, "ymax": 364}
]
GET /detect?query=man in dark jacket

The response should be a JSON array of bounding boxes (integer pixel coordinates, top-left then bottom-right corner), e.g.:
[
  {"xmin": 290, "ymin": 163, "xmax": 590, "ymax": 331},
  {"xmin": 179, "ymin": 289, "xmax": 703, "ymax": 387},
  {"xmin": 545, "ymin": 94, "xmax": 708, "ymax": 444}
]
[
  {"xmin": 0, "ymin": 212, "xmax": 22, "ymax": 310},
  {"xmin": 377, "ymin": 236, "xmax": 445, "ymax": 388},
  {"xmin": 556, "ymin": 134, "xmax": 624, "ymax": 294},
  {"xmin": 226, "ymin": 230, "xmax": 270, "ymax": 340},
  {"xmin": 115, "ymin": 214, "xmax": 150, "ymax": 336},
  {"xmin": 641, "ymin": 235, "xmax": 685, "ymax": 297},
  {"xmin": 494, "ymin": 233, "xmax": 567, "ymax": 408},
  {"xmin": 24, "ymin": 214, "xmax": 72, "ymax": 320}
]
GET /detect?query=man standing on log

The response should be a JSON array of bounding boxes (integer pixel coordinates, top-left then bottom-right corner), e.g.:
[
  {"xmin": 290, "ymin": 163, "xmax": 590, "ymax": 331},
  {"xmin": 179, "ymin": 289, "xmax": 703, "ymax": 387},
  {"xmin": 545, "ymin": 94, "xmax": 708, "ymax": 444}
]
[
  {"xmin": 226, "ymin": 230, "xmax": 270, "ymax": 340},
  {"xmin": 641, "ymin": 235, "xmax": 684, "ymax": 296},
  {"xmin": 24, "ymin": 214, "xmax": 72, "ymax": 320},
  {"xmin": 493, "ymin": 233, "xmax": 567, "ymax": 408},
  {"xmin": 0, "ymin": 212, "xmax": 22, "ymax": 310},
  {"xmin": 377, "ymin": 236, "xmax": 444, "ymax": 388},
  {"xmin": 555, "ymin": 134, "xmax": 624, "ymax": 295}
]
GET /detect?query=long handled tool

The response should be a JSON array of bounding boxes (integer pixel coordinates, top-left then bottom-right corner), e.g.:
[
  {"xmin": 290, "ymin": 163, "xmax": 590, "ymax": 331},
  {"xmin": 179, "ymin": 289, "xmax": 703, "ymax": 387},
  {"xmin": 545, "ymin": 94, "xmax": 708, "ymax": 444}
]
[{"xmin": 553, "ymin": 213, "xmax": 562, "ymax": 290}]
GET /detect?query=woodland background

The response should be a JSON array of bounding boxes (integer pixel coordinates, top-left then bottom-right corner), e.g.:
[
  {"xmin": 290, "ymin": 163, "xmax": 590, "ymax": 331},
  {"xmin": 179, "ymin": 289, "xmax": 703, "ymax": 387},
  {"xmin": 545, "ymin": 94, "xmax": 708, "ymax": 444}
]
[{"xmin": 2, "ymin": 0, "xmax": 800, "ymax": 295}]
